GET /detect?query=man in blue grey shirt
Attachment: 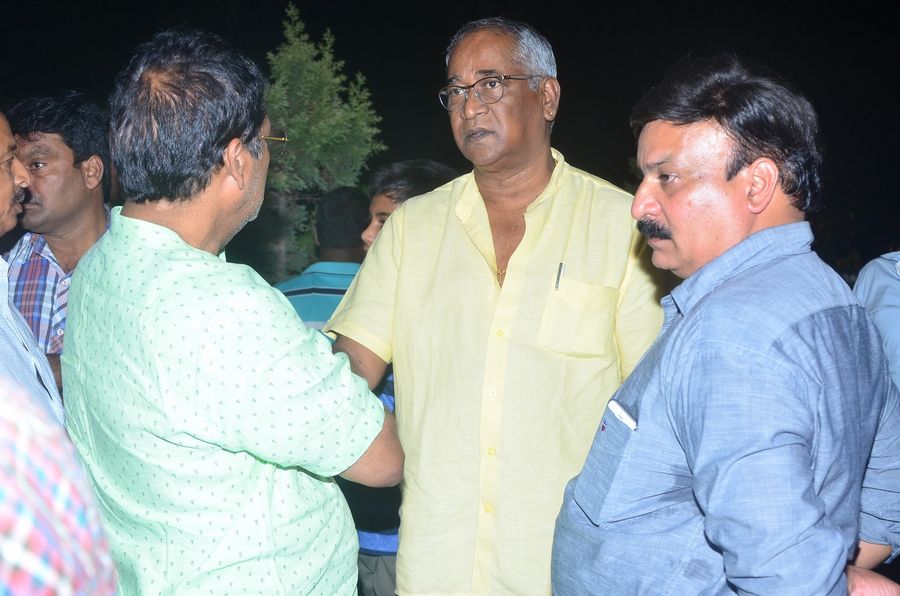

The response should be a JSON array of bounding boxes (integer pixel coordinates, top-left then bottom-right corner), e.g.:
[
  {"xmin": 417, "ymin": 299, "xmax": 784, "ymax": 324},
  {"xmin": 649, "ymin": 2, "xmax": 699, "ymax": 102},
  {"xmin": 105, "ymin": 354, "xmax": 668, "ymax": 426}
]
[
  {"xmin": 854, "ymin": 252, "xmax": 900, "ymax": 390},
  {"xmin": 552, "ymin": 55, "xmax": 900, "ymax": 595}
]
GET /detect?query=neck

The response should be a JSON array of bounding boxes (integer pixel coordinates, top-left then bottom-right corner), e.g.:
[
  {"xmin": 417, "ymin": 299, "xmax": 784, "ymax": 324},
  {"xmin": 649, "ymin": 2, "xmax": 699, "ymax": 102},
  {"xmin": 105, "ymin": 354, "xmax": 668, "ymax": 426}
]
[
  {"xmin": 42, "ymin": 198, "xmax": 108, "ymax": 273},
  {"xmin": 121, "ymin": 192, "xmax": 225, "ymax": 255},
  {"xmin": 751, "ymin": 193, "xmax": 806, "ymax": 235},
  {"xmin": 474, "ymin": 149, "xmax": 556, "ymax": 211},
  {"xmin": 318, "ymin": 246, "xmax": 365, "ymax": 264}
]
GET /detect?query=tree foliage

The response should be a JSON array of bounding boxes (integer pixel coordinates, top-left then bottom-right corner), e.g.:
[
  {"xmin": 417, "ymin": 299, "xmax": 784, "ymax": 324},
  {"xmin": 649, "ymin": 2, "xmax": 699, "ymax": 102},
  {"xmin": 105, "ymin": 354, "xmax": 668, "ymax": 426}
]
[{"xmin": 228, "ymin": 3, "xmax": 384, "ymax": 283}]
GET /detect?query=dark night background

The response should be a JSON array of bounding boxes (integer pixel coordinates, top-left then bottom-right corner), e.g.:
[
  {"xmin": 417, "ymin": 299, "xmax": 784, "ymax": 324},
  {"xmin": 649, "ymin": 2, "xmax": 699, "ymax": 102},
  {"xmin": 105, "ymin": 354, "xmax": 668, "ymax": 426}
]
[
  {"xmin": 2, "ymin": 0, "xmax": 898, "ymax": 279},
  {"xmin": 1, "ymin": 0, "xmax": 899, "ymax": 580}
]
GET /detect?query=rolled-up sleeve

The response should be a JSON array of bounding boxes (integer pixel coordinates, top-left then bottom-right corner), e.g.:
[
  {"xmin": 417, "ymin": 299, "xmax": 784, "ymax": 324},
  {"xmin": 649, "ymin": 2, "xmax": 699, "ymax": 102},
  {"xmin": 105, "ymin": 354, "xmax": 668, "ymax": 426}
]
[{"xmin": 859, "ymin": 381, "xmax": 900, "ymax": 561}]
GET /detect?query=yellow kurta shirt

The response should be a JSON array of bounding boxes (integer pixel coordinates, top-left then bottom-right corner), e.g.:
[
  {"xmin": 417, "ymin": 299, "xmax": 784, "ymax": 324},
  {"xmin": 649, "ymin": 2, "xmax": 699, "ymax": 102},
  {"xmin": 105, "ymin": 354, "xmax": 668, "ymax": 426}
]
[{"xmin": 326, "ymin": 150, "xmax": 664, "ymax": 595}]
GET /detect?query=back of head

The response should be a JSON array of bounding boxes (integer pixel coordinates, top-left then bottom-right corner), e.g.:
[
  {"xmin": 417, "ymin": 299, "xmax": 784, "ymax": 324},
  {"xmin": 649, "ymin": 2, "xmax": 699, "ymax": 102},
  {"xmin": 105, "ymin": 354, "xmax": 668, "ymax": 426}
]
[
  {"xmin": 631, "ymin": 53, "xmax": 823, "ymax": 212},
  {"xmin": 7, "ymin": 91, "xmax": 111, "ymax": 200},
  {"xmin": 316, "ymin": 186, "xmax": 369, "ymax": 249},
  {"xmin": 446, "ymin": 17, "xmax": 557, "ymax": 86},
  {"xmin": 109, "ymin": 28, "xmax": 268, "ymax": 203},
  {"xmin": 369, "ymin": 159, "xmax": 458, "ymax": 204}
]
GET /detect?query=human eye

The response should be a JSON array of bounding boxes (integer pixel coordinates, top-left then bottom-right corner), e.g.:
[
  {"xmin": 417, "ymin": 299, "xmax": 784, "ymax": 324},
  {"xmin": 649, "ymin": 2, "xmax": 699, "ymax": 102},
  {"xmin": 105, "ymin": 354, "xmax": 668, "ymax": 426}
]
[
  {"xmin": 446, "ymin": 86, "xmax": 466, "ymax": 97},
  {"xmin": 480, "ymin": 77, "xmax": 502, "ymax": 90},
  {"xmin": 28, "ymin": 160, "xmax": 46, "ymax": 171},
  {"xmin": 658, "ymin": 172, "xmax": 677, "ymax": 185}
]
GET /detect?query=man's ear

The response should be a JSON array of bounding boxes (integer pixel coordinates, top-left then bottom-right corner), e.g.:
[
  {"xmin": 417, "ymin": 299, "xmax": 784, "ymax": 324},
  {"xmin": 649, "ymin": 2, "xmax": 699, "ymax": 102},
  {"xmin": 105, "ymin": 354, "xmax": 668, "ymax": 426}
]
[
  {"xmin": 746, "ymin": 157, "xmax": 779, "ymax": 214},
  {"xmin": 541, "ymin": 76, "xmax": 561, "ymax": 122},
  {"xmin": 221, "ymin": 138, "xmax": 249, "ymax": 190},
  {"xmin": 80, "ymin": 155, "xmax": 104, "ymax": 191}
]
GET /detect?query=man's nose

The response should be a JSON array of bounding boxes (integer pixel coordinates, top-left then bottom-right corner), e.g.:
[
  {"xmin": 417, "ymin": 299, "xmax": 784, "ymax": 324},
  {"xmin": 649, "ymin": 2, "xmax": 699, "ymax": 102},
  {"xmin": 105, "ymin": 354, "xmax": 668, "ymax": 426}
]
[
  {"xmin": 631, "ymin": 178, "xmax": 656, "ymax": 222},
  {"xmin": 361, "ymin": 222, "xmax": 378, "ymax": 250},
  {"xmin": 12, "ymin": 156, "xmax": 31, "ymax": 189},
  {"xmin": 460, "ymin": 88, "xmax": 487, "ymax": 120}
]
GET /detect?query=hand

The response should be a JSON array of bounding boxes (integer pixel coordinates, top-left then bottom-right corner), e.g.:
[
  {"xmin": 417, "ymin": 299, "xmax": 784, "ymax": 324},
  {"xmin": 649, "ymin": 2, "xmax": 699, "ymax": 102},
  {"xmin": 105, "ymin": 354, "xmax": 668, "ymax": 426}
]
[{"xmin": 847, "ymin": 565, "xmax": 900, "ymax": 595}]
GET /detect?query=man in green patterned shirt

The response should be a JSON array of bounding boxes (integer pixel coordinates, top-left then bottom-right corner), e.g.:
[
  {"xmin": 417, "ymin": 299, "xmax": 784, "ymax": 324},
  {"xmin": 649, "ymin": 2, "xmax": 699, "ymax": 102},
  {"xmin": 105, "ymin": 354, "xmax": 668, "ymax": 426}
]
[{"xmin": 62, "ymin": 28, "xmax": 402, "ymax": 595}]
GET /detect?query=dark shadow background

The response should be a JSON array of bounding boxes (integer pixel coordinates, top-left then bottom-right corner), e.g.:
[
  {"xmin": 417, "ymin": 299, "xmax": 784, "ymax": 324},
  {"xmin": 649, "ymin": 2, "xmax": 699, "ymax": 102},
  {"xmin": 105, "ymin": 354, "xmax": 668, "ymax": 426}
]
[{"xmin": 1, "ymin": 0, "xmax": 898, "ymax": 278}]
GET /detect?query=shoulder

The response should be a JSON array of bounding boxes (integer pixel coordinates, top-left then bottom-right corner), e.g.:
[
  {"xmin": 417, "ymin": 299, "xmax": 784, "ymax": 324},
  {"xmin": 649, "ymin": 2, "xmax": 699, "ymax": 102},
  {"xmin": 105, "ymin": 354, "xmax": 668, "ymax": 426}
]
[
  {"xmin": 4, "ymin": 232, "xmax": 40, "ymax": 263},
  {"xmin": 856, "ymin": 252, "xmax": 900, "ymax": 289},
  {"xmin": 552, "ymin": 160, "xmax": 636, "ymax": 230},
  {"xmin": 691, "ymin": 254, "xmax": 856, "ymax": 350},
  {"xmin": 395, "ymin": 174, "xmax": 466, "ymax": 216},
  {"xmin": 560, "ymin": 160, "xmax": 634, "ymax": 203}
]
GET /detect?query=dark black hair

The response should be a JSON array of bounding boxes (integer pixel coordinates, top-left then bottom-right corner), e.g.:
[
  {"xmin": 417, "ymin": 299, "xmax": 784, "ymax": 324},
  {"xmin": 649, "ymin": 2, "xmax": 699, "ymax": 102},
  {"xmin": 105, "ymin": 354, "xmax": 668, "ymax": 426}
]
[
  {"xmin": 7, "ymin": 91, "xmax": 111, "ymax": 201},
  {"xmin": 631, "ymin": 53, "xmax": 823, "ymax": 212},
  {"xmin": 369, "ymin": 159, "xmax": 458, "ymax": 204},
  {"xmin": 316, "ymin": 186, "xmax": 369, "ymax": 249},
  {"xmin": 109, "ymin": 27, "xmax": 268, "ymax": 203}
]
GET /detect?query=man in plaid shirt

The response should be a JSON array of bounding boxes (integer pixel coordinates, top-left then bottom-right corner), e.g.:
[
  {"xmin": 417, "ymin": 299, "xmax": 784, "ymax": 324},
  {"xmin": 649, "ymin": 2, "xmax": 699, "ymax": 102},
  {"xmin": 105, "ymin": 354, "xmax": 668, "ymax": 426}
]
[{"xmin": 5, "ymin": 91, "xmax": 109, "ymax": 393}]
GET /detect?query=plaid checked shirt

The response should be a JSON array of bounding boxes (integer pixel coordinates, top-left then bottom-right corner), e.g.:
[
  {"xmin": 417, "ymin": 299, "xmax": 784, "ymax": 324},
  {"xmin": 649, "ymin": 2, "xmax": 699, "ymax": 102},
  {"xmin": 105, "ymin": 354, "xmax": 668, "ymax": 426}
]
[
  {"xmin": 5, "ymin": 233, "xmax": 71, "ymax": 355},
  {"xmin": 5, "ymin": 210, "xmax": 109, "ymax": 355},
  {"xmin": 0, "ymin": 377, "xmax": 116, "ymax": 594}
]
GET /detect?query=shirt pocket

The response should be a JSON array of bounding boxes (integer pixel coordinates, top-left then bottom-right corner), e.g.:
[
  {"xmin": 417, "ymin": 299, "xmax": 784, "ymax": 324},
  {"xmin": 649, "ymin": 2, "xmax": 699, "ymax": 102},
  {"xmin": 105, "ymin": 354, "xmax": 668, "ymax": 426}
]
[
  {"xmin": 572, "ymin": 406, "xmax": 634, "ymax": 527},
  {"xmin": 537, "ymin": 276, "xmax": 617, "ymax": 359}
]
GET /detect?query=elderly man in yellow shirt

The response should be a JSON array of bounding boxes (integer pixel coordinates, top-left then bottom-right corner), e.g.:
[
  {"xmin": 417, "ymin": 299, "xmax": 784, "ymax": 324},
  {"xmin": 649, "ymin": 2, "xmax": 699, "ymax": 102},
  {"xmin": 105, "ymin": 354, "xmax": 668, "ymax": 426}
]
[{"xmin": 325, "ymin": 17, "xmax": 664, "ymax": 596}]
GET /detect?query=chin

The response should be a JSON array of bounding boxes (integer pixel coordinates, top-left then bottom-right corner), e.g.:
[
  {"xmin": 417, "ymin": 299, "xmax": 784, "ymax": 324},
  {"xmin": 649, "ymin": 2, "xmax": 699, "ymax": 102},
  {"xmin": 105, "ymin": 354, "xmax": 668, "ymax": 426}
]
[{"xmin": 0, "ymin": 215, "xmax": 17, "ymax": 235}]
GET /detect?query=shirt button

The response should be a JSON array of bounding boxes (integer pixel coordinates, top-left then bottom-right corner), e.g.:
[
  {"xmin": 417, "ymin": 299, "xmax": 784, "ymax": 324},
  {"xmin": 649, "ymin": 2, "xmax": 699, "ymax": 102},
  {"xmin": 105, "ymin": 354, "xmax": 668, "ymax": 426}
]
[
  {"xmin": 61, "ymin": 279, "xmax": 70, "ymax": 287},
  {"xmin": 56, "ymin": 329, "xmax": 64, "ymax": 336},
  {"xmin": 495, "ymin": 329, "xmax": 504, "ymax": 337},
  {"xmin": 483, "ymin": 504, "xmax": 493, "ymax": 514},
  {"xmin": 486, "ymin": 447, "xmax": 496, "ymax": 456}
]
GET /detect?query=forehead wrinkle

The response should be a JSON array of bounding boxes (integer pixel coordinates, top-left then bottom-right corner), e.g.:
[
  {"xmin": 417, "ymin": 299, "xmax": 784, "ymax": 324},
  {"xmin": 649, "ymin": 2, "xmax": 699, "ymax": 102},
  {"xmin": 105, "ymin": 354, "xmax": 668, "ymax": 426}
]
[{"xmin": 16, "ymin": 139, "xmax": 52, "ymax": 158}]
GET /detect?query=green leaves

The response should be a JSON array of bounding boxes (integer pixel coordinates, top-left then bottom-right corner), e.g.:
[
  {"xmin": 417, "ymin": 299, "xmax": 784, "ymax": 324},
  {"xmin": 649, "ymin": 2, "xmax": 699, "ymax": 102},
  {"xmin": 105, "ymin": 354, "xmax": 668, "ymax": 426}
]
[
  {"xmin": 237, "ymin": 3, "xmax": 385, "ymax": 283},
  {"xmin": 266, "ymin": 4, "xmax": 384, "ymax": 193}
]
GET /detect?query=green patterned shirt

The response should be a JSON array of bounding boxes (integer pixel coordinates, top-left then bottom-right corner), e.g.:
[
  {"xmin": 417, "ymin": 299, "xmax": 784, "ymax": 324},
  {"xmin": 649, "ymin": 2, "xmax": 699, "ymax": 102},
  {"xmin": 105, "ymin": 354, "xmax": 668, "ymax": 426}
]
[{"xmin": 63, "ymin": 207, "xmax": 384, "ymax": 595}]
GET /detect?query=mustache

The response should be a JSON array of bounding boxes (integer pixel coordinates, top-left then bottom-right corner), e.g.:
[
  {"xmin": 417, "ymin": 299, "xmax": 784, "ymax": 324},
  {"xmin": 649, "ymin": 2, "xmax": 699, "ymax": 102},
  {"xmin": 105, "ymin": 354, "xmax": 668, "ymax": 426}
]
[
  {"xmin": 636, "ymin": 218, "xmax": 672, "ymax": 240},
  {"xmin": 13, "ymin": 187, "xmax": 28, "ymax": 205}
]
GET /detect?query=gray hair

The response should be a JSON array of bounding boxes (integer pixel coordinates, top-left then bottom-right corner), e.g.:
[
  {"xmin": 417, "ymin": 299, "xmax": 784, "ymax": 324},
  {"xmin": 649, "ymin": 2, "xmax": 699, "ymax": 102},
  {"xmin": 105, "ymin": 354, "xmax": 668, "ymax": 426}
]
[{"xmin": 446, "ymin": 17, "xmax": 557, "ymax": 90}]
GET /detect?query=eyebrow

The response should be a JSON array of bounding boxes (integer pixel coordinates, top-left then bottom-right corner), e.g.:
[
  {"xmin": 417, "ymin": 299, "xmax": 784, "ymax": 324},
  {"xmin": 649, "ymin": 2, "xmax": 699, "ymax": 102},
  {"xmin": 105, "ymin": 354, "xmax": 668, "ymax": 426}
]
[
  {"xmin": 18, "ymin": 143, "xmax": 50, "ymax": 158},
  {"xmin": 640, "ymin": 156, "xmax": 672, "ymax": 174},
  {"xmin": 446, "ymin": 68, "xmax": 502, "ymax": 85},
  {"xmin": 1, "ymin": 142, "xmax": 14, "ymax": 160}
]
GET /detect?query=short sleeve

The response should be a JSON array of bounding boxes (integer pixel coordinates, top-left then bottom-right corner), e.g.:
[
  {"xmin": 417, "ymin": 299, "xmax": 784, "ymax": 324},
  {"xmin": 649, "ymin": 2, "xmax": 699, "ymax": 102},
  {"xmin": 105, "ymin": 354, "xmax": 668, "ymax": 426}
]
[
  {"xmin": 854, "ymin": 255, "xmax": 900, "ymax": 389},
  {"xmin": 192, "ymin": 284, "xmax": 385, "ymax": 478},
  {"xmin": 859, "ymin": 382, "xmax": 900, "ymax": 561},
  {"xmin": 324, "ymin": 205, "xmax": 404, "ymax": 364}
]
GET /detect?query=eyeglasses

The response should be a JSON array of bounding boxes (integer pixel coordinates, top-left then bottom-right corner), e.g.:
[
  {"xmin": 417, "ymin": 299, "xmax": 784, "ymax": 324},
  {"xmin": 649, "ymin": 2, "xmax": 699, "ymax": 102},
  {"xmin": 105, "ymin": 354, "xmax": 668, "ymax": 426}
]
[
  {"xmin": 260, "ymin": 130, "xmax": 289, "ymax": 157},
  {"xmin": 438, "ymin": 74, "xmax": 540, "ymax": 111}
]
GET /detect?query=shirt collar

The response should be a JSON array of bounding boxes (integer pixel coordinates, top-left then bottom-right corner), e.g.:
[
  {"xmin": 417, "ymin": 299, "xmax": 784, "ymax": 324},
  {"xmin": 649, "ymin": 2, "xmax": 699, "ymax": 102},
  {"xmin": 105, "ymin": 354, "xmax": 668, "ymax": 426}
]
[
  {"xmin": 455, "ymin": 148, "xmax": 566, "ymax": 220},
  {"xmin": 669, "ymin": 221, "xmax": 814, "ymax": 316},
  {"xmin": 110, "ymin": 205, "xmax": 201, "ymax": 251}
]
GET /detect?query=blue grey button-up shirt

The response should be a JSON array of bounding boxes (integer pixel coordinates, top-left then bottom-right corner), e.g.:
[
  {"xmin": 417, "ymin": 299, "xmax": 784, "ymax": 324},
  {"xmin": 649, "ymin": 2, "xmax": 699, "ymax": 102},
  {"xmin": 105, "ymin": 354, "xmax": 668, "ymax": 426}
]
[
  {"xmin": 553, "ymin": 222, "xmax": 900, "ymax": 595},
  {"xmin": 854, "ymin": 251, "xmax": 900, "ymax": 389}
]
